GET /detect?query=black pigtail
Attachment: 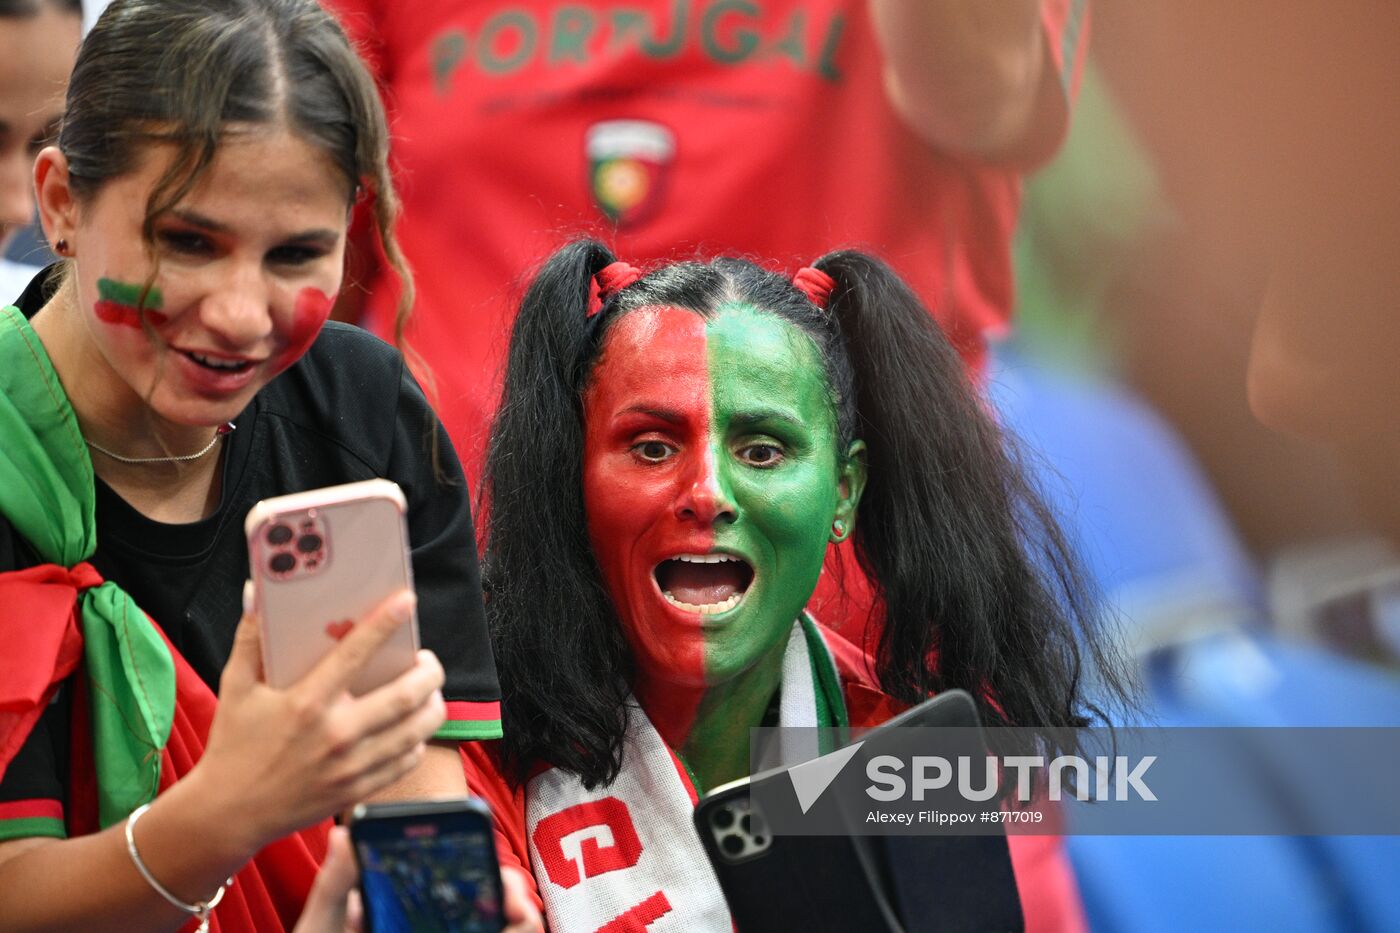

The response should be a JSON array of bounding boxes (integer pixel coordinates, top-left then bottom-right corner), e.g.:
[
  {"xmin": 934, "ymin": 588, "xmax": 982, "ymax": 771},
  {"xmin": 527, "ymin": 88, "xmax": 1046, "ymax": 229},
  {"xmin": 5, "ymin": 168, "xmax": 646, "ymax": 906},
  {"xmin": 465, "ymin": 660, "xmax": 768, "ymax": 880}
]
[
  {"xmin": 815, "ymin": 250, "xmax": 1130, "ymax": 753},
  {"xmin": 484, "ymin": 239, "xmax": 634, "ymax": 787}
]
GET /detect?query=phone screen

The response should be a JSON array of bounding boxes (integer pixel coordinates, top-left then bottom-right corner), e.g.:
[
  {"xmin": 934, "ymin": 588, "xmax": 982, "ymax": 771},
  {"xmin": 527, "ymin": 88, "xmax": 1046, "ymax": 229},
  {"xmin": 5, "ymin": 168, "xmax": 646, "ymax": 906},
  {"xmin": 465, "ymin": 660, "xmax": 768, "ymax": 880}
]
[{"xmin": 353, "ymin": 809, "xmax": 503, "ymax": 933}]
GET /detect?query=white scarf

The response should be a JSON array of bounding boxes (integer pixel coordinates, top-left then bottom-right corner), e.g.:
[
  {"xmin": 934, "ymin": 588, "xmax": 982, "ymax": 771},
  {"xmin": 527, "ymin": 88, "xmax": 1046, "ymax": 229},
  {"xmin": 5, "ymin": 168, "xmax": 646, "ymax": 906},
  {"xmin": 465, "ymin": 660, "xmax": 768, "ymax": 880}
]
[{"xmin": 523, "ymin": 618, "xmax": 845, "ymax": 931}]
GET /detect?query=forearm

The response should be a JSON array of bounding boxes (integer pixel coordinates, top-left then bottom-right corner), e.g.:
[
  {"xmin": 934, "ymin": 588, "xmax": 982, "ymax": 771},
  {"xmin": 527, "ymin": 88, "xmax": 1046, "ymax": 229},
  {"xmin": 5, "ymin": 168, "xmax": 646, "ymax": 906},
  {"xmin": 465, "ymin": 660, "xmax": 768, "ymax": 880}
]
[
  {"xmin": 870, "ymin": 0, "xmax": 1046, "ymax": 157},
  {"xmin": 0, "ymin": 770, "xmax": 257, "ymax": 932},
  {"xmin": 366, "ymin": 741, "xmax": 468, "ymax": 801}
]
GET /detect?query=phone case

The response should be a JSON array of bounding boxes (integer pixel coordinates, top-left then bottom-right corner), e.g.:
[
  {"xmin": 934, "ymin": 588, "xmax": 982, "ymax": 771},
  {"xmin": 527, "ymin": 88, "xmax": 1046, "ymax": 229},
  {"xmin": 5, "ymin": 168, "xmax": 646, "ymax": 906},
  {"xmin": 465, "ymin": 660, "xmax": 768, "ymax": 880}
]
[
  {"xmin": 245, "ymin": 478, "xmax": 418, "ymax": 695},
  {"xmin": 694, "ymin": 772, "xmax": 903, "ymax": 932},
  {"xmin": 693, "ymin": 690, "xmax": 1024, "ymax": 933}
]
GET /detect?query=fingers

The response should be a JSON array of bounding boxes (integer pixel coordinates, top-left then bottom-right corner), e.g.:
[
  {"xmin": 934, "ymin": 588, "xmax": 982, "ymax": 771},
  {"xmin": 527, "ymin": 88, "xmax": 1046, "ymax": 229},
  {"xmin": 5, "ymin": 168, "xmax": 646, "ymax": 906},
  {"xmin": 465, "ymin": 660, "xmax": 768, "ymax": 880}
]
[
  {"xmin": 294, "ymin": 826, "xmax": 357, "ymax": 933},
  {"xmin": 342, "ymin": 651, "xmax": 445, "ymax": 742},
  {"xmin": 501, "ymin": 865, "xmax": 545, "ymax": 933},
  {"xmin": 218, "ymin": 581, "xmax": 264, "ymax": 697},
  {"xmin": 301, "ymin": 590, "xmax": 416, "ymax": 702}
]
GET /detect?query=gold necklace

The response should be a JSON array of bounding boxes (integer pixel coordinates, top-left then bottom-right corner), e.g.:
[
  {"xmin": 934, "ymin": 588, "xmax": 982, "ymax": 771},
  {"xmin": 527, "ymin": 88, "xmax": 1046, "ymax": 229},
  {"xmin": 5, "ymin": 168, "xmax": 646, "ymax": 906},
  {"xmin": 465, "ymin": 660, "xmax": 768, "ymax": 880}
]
[{"xmin": 84, "ymin": 422, "xmax": 235, "ymax": 465}]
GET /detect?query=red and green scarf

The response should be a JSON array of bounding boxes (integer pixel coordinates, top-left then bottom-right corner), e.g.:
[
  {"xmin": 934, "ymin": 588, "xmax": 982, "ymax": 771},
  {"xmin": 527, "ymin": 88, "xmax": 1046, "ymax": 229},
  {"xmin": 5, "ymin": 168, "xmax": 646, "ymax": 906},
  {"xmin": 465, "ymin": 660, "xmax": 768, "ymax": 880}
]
[{"xmin": 0, "ymin": 305, "xmax": 326, "ymax": 931}]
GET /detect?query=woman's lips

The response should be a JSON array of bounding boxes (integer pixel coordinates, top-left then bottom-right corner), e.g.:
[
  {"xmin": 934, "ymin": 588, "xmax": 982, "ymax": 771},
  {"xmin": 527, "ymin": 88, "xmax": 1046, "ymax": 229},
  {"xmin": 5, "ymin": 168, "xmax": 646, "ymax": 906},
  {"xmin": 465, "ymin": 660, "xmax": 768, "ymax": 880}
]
[
  {"xmin": 653, "ymin": 554, "xmax": 754, "ymax": 615},
  {"xmin": 173, "ymin": 347, "xmax": 261, "ymax": 395}
]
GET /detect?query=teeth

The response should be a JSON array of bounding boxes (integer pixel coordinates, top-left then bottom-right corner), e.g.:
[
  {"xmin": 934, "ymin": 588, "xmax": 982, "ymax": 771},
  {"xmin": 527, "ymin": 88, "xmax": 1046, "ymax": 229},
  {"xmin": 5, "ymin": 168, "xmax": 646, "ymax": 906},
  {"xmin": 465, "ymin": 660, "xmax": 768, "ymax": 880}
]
[
  {"xmin": 674, "ymin": 554, "xmax": 740, "ymax": 564},
  {"xmin": 663, "ymin": 591, "xmax": 743, "ymax": 615},
  {"xmin": 190, "ymin": 352, "xmax": 246, "ymax": 371}
]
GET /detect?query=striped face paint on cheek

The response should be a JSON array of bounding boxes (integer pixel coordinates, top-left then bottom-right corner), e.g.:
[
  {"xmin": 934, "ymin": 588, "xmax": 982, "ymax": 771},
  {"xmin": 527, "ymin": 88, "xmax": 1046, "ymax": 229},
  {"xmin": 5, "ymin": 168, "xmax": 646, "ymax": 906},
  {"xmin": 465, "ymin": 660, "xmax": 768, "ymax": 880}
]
[
  {"xmin": 94, "ymin": 277, "xmax": 167, "ymax": 329},
  {"xmin": 583, "ymin": 307, "xmax": 715, "ymax": 722},
  {"xmin": 271, "ymin": 287, "xmax": 334, "ymax": 374}
]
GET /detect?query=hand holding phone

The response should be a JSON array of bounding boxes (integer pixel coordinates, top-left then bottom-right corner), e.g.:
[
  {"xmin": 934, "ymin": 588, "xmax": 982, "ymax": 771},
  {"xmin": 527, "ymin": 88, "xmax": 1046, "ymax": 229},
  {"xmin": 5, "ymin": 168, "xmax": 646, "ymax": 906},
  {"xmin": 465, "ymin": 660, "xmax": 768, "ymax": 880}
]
[
  {"xmin": 246, "ymin": 479, "xmax": 420, "ymax": 696},
  {"xmin": 350, "ymin": 798, "xmax": 506, "ymax": 933}
]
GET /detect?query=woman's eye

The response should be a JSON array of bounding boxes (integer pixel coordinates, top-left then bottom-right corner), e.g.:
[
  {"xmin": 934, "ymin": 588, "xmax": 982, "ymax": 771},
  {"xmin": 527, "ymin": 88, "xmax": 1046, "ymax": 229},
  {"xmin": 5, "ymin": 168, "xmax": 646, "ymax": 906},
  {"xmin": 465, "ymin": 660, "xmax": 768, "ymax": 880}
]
[
  {"xmin": 738, "ymin": 444, "xmax": 784, "ymax": 468},
  {"xmin": 632, "ymin": 441, "xmax": 675, "ymax": 463},
  {"xmin": 157, "ymin": 230, "xmax": 214, "ymax": 256},
  {"xmin": 268, "ymin": 245, "xmax": 326, "ymax": 266}
]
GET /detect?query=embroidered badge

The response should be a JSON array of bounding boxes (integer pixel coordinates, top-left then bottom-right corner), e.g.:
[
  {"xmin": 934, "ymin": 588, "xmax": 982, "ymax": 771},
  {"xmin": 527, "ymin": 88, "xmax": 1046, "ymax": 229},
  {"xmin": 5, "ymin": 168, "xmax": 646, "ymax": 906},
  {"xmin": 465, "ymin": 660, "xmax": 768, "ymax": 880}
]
[{"xmin": 586, "ymin": 119, "xmax": 676, "ymax": 229}]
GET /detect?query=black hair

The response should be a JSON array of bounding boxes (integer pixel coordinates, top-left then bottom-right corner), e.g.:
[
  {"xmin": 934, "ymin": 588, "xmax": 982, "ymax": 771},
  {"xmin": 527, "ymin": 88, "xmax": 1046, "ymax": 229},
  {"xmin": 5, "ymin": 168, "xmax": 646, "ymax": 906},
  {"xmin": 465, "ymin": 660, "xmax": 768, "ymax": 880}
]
[{"xmin": 484, "ymin": 239, "xmax": 1132, "ymax": 787}]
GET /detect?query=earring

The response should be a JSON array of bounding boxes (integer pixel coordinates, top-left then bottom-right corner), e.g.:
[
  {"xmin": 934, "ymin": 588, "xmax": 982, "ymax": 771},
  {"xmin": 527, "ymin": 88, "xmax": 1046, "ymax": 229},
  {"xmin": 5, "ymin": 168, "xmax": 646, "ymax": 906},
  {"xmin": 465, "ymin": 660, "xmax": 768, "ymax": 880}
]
[
  {"xmin": 54, "ymin": 238, "xmax": 69, "ymax": 256},
  {"xmin": 831, "ymin": 519, "xmax": 848, "ymax": 542}
]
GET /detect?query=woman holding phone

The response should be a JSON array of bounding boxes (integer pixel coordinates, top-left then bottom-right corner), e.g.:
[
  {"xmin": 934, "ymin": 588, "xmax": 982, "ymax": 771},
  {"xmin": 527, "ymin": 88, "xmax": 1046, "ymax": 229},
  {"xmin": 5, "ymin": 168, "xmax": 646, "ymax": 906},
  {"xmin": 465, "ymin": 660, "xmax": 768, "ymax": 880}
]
[
  {"xmin": 468, "ymin": 241, "xmax": 1132, "ymax": 930},
  {"xmin": 0, "ymin": 1, "xmax": 535, "ymax": 929}
]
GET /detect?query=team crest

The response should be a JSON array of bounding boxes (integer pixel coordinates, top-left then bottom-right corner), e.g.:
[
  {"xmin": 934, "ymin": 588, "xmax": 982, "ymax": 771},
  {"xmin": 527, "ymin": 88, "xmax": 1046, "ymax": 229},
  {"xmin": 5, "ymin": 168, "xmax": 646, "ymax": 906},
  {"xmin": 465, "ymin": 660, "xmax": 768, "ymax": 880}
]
[{"xmin": 586, "ymin": 120, "xmax": 675, "ymax": 228}]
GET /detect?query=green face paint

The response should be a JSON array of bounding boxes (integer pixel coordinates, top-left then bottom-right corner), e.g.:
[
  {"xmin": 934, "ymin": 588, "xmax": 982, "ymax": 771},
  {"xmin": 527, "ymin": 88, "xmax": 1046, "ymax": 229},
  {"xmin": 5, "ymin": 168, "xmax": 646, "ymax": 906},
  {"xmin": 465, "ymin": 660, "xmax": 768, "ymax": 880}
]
[
  {"xmin": 95, "ymin": 277, "xmax": 165, "ymax": 328},
  {"xmin": 583, "ymin": 303, "xmax": 862, "ymax": 770}
]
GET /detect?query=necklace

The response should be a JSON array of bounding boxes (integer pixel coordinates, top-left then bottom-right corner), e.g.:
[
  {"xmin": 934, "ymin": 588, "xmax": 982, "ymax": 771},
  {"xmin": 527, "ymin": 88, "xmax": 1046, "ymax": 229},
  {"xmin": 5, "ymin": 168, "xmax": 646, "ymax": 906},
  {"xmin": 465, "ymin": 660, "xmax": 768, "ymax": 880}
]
[{"xmin": 84, "ymin": 422, "xmax": 236, "ymax": 465}]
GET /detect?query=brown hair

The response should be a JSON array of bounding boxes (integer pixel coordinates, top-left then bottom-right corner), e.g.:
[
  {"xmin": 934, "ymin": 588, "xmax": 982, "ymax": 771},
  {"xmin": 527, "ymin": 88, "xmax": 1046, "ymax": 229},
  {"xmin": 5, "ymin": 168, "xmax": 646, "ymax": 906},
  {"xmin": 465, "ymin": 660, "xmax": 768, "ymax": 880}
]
[{"xmin": 58, "ymin": 0, "xmax": 414, "ymax": 344}]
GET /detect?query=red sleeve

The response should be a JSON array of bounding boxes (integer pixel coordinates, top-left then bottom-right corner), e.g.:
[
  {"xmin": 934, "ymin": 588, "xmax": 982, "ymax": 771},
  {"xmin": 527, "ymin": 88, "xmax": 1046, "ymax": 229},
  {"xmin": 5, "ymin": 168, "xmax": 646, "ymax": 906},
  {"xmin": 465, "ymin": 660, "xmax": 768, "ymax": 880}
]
[
  {"xmin": 1007, "ymin": 832, "xmax": 1089, "ymax": 933},
  {"xmin": 459, "ymin": 741, "xmax": 544, "ymax": 916}
]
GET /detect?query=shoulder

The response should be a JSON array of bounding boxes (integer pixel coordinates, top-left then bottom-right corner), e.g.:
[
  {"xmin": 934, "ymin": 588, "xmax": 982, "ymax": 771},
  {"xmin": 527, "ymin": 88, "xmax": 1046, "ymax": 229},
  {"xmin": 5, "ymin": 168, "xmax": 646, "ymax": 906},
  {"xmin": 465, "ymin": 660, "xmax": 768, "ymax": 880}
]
[
  {"xmin": 255, "ymin": 322, "xmax": 410, "ymax": 465},
  {"xmin": 816, "ymin": 623, "xmax": 912, "ymax": 727}
]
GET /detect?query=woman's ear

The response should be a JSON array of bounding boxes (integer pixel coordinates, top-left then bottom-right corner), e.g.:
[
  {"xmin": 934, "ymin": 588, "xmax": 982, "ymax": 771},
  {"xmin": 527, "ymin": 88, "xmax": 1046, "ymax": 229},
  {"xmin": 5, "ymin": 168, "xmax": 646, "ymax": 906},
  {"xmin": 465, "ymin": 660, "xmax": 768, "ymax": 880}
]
[
  {"xmin": 33, "ymin": 146, "xmax": 79, "ymax": 254},
  {"xmin": 830, "ymin": 439, "xmax": 867, "ymax": 543}
]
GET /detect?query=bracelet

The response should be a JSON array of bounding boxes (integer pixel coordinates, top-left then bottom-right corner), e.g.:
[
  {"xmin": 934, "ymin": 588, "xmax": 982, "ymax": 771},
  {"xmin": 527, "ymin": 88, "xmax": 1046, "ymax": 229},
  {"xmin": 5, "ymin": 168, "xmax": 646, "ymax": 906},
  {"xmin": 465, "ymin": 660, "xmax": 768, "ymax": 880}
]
[{"xmin": 124, "ymin": 803, "xmax": 232, "ymax": 932}]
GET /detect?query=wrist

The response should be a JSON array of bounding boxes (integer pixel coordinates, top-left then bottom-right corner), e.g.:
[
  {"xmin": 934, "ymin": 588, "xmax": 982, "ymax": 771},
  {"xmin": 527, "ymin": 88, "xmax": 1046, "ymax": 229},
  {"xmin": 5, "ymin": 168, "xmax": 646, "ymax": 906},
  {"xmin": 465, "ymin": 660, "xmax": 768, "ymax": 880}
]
[{"xmin": 170, "ymin": 763, "xmax": 271, "ymax": 859}]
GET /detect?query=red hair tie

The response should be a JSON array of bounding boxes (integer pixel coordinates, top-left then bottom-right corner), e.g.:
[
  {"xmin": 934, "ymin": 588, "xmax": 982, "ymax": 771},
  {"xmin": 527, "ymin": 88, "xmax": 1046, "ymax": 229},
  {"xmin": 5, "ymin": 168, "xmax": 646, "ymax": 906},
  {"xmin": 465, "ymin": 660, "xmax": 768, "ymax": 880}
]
[
  {"xmin": 793, "ymin": 266, "xmax": 835, "ymax": 309},
  {"xmin": 587, "ymin": 261, "xmax": 644, "ymax": 318}
]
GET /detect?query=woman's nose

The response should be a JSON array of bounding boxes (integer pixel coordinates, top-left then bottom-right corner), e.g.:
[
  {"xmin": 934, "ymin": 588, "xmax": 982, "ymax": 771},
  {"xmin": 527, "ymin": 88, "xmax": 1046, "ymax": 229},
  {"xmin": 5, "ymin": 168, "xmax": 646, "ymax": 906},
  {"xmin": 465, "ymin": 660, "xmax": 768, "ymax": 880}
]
[
  {"xmin": 674, "ymin": 446, "xmax": 737, "ymax": 526},
  {"xmin": 201, "ymin": 263, "xmax": 274, "ymax": 346}
]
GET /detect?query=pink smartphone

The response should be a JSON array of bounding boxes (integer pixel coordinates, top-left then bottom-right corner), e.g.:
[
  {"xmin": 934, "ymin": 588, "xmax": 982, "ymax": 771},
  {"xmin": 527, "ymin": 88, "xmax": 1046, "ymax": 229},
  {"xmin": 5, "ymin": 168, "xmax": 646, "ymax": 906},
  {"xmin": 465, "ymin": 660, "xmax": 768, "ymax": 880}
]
[{"xmin": 245, "ymin": 479, "xmax": 420, "ymax": 695}]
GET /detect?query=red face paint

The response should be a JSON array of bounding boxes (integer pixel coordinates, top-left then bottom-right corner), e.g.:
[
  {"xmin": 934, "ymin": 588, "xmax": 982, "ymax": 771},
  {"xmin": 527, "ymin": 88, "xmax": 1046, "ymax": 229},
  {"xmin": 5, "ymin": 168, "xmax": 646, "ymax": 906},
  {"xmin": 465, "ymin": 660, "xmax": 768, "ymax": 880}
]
[
  {"xmin": 94, "ymin": 277, "xmax": 167, "ymax": 329},
  {"xmin": 272, "ymin": 287, "xmax": 334, "ymax": 373},
  {"xmin": 583, "ymin": 307, "xmax": 715, "ymax": 738}
]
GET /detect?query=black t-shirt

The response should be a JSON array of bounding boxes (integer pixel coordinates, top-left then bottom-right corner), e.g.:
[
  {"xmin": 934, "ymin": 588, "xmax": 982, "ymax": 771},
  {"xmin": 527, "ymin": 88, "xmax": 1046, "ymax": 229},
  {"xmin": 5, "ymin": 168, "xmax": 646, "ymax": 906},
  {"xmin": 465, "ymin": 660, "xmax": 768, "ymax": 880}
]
[{"xmin": 0, "ymin": 269, "xmax": 500, "ymax": 820}]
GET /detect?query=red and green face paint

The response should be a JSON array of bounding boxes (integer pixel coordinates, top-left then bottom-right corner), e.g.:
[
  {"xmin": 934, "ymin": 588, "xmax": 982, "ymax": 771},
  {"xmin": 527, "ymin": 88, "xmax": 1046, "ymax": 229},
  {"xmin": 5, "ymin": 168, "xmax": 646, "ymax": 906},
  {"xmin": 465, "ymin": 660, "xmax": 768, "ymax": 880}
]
[
  {"xmin": 582, "ymin": 304, "xmax": 861, "ymax": 754},
  {"xmin": 94, "ymin": 277, "xmax": 167, "ymax": 328},
  {"xmin": 270, "ymin": 287, "xmax": 335, "ymax": 374}
]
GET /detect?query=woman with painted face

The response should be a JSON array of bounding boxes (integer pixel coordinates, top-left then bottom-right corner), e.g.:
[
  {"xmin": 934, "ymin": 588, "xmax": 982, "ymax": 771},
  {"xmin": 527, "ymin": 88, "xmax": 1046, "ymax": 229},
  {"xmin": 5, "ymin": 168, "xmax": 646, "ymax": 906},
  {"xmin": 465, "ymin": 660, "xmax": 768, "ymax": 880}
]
[
  {"xmin": 469, "ymin": 240, "xmax": 1131, "ymax": 929},
  {"xmin": 0, "ymin": 1, "xmax": 522, "ymax": 930}
]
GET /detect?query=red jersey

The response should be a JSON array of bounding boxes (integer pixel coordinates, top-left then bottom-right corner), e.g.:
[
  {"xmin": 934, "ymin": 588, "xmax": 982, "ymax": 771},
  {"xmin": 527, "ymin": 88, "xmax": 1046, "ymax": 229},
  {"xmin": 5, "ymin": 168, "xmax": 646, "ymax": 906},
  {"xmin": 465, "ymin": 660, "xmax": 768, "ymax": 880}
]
[{"xmin": 326, "ymin": 0, "xmax": 1087, "ymax": 485}]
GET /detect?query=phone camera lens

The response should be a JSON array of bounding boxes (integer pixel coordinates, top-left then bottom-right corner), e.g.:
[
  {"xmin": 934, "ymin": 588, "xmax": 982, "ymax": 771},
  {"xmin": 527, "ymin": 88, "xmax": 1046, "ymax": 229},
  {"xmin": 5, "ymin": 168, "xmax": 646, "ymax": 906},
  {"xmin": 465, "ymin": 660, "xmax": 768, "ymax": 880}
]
[
  {"xmin": 296, "ymin": 533, "xmax": 323, "ymax": 554},
  {"xmin": 269, "ymin": 552, "xmax": 296, "ymax": 574},
  {"xmin": 721, "ymin": 834, "xmax": 745, "ymax": 857},
  {"xmin": 266, "ymin": 523, "xmax": 294, "ymax": 545},
  {"xmin": 712, "ymin": 808, "xmax": 735, "ymax": 830}
]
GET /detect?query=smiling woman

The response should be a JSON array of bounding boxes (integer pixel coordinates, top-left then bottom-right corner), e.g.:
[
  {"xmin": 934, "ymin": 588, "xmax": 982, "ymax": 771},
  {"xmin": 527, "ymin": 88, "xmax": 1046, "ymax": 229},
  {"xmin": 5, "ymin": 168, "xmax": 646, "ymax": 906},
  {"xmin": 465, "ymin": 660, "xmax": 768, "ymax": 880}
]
[
  {"xmin": 471, "ymin": 240, "xmax": 1132, "ymax": 930},
  {"xmin": 0, "ymin": 2, "xmax": 512, "ymax": 931}
]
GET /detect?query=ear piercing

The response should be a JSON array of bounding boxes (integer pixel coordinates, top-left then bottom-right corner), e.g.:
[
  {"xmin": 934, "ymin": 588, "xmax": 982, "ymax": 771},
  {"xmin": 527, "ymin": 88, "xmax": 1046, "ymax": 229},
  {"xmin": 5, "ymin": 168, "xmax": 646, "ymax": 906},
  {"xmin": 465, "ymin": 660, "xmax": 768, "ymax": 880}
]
[
  {"xmin": 54, "ymin": 238, "xmax": 70, "ymax": 256},
  {"xmin": 831, "ymin": 519, "xmax": 849, "ymax": 542}
]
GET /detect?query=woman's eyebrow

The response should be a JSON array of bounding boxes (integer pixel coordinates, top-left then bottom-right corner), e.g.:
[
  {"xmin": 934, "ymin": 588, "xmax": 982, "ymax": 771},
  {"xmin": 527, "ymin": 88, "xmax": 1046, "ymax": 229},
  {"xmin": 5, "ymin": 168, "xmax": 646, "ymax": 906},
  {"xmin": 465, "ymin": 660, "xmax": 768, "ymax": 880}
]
[
  {"xmin": 168, "ymin": 208, "xmax": 338, "ymax": 244},
  {"xmin": 730, "ymin": 410, "xmax": 804, "ymax": 431},
  {"xmin": 619, "ymin": 405, "xmax": 686, "ymax": 424}
]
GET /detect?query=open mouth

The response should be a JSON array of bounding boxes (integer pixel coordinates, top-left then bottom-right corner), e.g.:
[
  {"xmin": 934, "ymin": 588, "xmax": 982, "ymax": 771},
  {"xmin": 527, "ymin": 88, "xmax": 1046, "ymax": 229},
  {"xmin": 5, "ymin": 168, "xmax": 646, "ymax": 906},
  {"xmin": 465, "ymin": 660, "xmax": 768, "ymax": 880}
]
[
  {"xmin": 654, "ymin": 554, "xmax": 754, "ymax": 615},
  {"xmin": 182, "ymin": 350, "xmax": 255, "ymax": 374}
]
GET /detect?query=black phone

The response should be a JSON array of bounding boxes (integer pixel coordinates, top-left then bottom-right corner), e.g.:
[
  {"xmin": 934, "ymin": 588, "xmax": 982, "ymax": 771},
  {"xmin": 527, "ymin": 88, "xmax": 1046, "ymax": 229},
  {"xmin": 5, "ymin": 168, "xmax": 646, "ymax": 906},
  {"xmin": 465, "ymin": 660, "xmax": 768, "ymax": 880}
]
[
  {"xmin": 693, "ymin": 690, "xmax": 1024, "ymax": 933},
  {"xmin": 349, "ymin": 798, "xmax": 505, "ymax": 933}
]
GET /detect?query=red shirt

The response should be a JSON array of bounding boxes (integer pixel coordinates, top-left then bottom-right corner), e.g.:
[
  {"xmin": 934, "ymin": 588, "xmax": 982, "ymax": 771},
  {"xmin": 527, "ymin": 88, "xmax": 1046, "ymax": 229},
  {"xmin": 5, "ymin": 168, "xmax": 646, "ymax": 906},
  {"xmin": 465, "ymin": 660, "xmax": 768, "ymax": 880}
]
[{"xmin": 325, "ymin": 0, "xmax": 1087, "ymax": 485}]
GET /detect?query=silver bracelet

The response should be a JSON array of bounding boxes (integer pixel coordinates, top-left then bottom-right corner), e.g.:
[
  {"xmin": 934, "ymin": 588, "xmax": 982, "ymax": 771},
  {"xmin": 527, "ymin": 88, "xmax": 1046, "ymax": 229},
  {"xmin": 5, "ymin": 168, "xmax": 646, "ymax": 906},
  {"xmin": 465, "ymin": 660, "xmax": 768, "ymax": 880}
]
[{"xmin": 124, "ymin": 803, "xmax": 232, "ymax": 933}]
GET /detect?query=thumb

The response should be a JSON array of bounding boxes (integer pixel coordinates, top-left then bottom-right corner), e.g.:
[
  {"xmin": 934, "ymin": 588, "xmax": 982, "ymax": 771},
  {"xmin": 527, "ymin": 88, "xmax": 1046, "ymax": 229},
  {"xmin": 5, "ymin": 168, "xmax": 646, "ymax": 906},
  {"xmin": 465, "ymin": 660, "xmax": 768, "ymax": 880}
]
[
  {"xmin": 296, "ymin": 826, "xmax": 358, "ymax": 933},
  {"xmin": 219, "ymin": 581, "xmax": 265, "ymax": 697}
]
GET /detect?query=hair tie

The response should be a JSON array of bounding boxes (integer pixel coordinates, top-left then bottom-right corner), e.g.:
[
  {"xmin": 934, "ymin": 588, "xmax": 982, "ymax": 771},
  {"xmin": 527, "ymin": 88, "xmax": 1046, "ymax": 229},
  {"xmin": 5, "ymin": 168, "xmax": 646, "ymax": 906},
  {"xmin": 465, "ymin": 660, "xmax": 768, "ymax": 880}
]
[
  {"xmin": 793, "ymin": 266, "xmax": 835, "ymax": 309},
  {"xmin": 587, "ymin": 261, "xmax": 644, "ymax": 318}
]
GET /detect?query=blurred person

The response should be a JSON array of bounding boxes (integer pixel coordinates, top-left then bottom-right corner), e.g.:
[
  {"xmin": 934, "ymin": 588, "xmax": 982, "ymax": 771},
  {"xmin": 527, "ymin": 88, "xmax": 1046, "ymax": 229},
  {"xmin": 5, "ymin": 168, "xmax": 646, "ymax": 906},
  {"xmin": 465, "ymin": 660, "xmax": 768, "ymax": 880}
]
[
  {"xmin": 321, "ymin": 0, "xmax": 1090, "ymax": 489},
  {"xmin": 0, "ymin": 1, "xmax": 539, "ymax": 929},
  {"xmin": 0, "ymin": 0, "xmax": 80, "ymax": 300}
]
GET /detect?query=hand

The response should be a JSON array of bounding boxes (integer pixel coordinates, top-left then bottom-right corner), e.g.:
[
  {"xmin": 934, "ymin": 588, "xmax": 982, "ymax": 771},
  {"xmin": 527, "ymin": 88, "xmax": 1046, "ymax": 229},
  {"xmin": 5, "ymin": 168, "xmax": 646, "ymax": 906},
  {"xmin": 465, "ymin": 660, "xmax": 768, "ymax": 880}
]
[
  {"xmin": 194, "ymin": 589, "xmax": 447, "ymax": 851},
  {"xmin": 294, "ymin": 826, "xmax": 363, "ymax": 932},
  {"xmin": 502, "ymin": 865, "xmax": 545, "ymax": 933}
]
